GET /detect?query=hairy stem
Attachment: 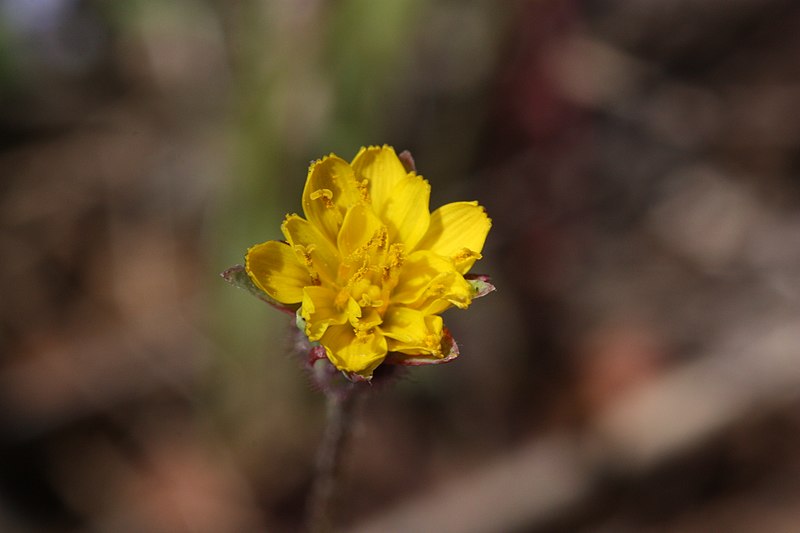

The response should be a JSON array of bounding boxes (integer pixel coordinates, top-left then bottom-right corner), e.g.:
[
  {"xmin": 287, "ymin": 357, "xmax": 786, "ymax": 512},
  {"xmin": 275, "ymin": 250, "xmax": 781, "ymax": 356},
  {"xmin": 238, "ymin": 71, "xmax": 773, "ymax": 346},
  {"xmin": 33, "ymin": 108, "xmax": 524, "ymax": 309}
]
[{"xmin": 306, "ymin": 386, "xmax": 359, "ymax": 532}]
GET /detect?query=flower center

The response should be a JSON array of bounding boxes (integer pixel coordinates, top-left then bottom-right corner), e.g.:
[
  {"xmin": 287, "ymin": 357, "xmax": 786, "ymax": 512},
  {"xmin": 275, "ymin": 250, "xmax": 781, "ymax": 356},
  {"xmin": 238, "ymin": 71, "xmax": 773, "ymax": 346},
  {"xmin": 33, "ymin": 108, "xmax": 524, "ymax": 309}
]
[{"xmin": 336, "ymin": 228, "xmax": 404, "ymax": 326}]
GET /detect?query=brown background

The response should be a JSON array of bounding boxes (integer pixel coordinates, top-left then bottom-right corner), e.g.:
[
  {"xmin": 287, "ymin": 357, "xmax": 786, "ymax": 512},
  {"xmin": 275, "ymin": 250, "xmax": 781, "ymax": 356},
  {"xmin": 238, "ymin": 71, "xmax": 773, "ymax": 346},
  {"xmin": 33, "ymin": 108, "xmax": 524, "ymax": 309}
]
[{"xmin": 2, "ymin": 1, "xmax": 800, "ymax": 531}]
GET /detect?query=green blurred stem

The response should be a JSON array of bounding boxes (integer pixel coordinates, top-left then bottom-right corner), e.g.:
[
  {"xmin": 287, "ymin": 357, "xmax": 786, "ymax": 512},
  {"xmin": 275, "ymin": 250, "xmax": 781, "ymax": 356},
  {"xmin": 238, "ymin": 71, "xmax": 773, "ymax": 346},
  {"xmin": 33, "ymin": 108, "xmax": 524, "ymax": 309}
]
[{"xmin": 307, "ymin": 386, "xmax": 359, "ymax": 533}]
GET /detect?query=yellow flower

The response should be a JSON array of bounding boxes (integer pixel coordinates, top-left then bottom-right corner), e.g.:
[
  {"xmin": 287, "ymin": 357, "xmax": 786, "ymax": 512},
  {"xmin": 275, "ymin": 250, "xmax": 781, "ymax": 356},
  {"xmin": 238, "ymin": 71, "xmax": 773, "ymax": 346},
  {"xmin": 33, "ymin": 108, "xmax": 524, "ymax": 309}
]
[{"xmin": 245, "ymin": 146, "xmax": 491, "ymax": 379}]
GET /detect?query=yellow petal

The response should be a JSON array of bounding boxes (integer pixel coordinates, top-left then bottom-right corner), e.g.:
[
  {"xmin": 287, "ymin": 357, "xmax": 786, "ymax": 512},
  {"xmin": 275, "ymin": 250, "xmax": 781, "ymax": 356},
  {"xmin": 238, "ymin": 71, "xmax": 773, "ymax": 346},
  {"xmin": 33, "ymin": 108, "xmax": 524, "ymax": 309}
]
[
  {"xmin": 345, "ymin": 296, "xmax": 362, "ymax": 324},
  {"xmin": 418, "ymin": 270, "xmax": 473, "ymax": 314},
  {"xmin": 415, "ymin": 201, "xmax": 491, "ymax": 273},
  {"xmin": 352, "ymin": 307, "xmax": 383, "ymax": 332},
  {"xmin": 302, "ymin": 156, "xmax": 360, "ymax": 242},
  {"xmin": 382, "ymin": 173, "xmax": 430, "ymax": 250},
  {"xmin": 382, "ymin": 308, "xmax": 443, "ymax": 356},
  {"xmin": 281, "ymin": 215, "xmax": 340, "ymax": 283},
  {"xmin": 246, "ymin": 241, "xmax": 312, "ymax": 304},
  {"xmin": 351, "ymin": 145, "xmax": 408, "ymax": 214},
  {"xmin": 301, "ymin": 286, "xmax": 349, "ymax": 341},
  {"xmin": 451, "ymin": 248, "xmax": 483, "ymax": 275},
  {"xmin": 337, "ymin": 203, "xmax": 385, "ymax": 258},
  {"xmin": 320, "ymin": 324, "xmax": 388, "ymax": 377},
  {"xmin": 392, "ymin": 251, "xmax": 454, "ymax": 304},
  {"xmin": 380, "ymin": 306, "xmax": 431, "ymax": 343}
]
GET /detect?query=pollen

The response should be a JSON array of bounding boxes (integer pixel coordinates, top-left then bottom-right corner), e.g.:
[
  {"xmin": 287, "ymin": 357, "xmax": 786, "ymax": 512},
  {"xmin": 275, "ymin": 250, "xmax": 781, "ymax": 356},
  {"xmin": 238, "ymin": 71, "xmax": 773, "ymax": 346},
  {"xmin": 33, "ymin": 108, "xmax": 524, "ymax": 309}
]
[
  {"xmin": 294, "ymin": 244, "xmax": 320, "ymax": 284},
  {"xmin": 453, "ymin": 248, "xmax": 481, "ymax": 264},
  {"xmin": 358, "ymin": 179, "xmax": 370, "ymax": 202},
  {"xmin": 382, "ymin": 243, "xmax": 404, "ymax": 281},
  {"xmin": 425, "ymin": 334, "xmax": 442, "ymax": 356}
]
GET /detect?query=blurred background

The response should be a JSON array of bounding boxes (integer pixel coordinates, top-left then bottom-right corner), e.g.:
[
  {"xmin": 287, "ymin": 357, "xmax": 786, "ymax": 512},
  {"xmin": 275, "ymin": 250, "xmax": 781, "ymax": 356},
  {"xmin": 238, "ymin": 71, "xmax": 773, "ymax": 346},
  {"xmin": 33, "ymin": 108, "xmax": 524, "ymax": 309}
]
[{"xmin": 2, "ymin": 0, "xmax": 800, "ymax": 531}]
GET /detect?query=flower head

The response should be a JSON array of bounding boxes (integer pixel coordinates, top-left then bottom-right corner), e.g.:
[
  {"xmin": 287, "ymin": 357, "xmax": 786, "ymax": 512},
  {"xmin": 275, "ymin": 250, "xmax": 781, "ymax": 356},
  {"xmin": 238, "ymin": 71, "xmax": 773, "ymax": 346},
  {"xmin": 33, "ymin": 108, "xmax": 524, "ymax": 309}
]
[{"xmin": 244, "ymin": 146, "xmax": 492, "ymax": 379}]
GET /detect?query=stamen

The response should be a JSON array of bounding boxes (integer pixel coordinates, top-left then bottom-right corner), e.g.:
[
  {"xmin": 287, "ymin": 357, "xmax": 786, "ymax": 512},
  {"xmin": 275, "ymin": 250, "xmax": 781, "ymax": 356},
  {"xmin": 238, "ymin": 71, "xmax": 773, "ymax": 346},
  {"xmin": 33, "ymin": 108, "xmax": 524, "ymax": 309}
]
[
  {"xmin": 357, "ymin": 179, "xmax": 370, "ymax": 202},
  {"xmin": 294, "ymin": 244, "xmax": 320, "ymax": 284},
  {"xmin": 310, "ymin": 188, "xmax": 335, "ymax": 208},
  {"xmin": 366, "ymin": 226, "xmax": 388, "ymax": 251},
  {"xmin": 425, "ymin": 334, "xmax": 443, "ymax": 357},
  {"xmin": 382, "ymin": 243, "xmax": 404, "ymax": 281},
  {"xmin": 453, "ymin": 248, "xmax": 481, "ymax": 264}
]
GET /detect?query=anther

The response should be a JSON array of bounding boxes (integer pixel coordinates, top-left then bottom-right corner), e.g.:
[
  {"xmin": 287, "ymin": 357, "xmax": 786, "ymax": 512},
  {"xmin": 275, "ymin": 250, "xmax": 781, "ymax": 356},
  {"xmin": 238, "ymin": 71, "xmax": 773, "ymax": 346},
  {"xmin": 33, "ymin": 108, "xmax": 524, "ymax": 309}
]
[{"xmin": 310, "ymin": 188, "xmax": 335, "ymax": 208}]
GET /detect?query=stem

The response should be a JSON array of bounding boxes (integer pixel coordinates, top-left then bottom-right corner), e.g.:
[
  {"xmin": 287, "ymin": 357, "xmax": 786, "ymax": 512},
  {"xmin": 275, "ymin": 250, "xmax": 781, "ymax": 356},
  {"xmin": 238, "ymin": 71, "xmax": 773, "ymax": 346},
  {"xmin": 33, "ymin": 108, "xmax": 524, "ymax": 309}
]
[{"xmin": 306, "ymin": 386, "xmax": 359, "ymax": 533}]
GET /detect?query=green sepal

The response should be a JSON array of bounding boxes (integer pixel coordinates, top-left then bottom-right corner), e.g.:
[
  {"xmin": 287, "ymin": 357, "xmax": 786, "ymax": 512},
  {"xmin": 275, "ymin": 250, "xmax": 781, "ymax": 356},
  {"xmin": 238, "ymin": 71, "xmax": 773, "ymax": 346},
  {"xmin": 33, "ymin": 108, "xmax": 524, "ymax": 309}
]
[
  {"xmin": 466, "ymin": 274, "xmax": 496, "ymax": 299},
  {"xmin": 220, "ymin": 264, "xmax": 298, "ymax": 315}
]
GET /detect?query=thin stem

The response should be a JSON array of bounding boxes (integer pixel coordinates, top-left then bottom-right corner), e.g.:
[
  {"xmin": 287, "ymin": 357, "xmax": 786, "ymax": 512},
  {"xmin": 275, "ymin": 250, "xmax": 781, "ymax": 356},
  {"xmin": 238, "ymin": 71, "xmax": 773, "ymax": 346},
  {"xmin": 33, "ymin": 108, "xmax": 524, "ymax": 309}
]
[{"xmin": 306, "ymin": 386, "xmax": 360, "ymax": 533}]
